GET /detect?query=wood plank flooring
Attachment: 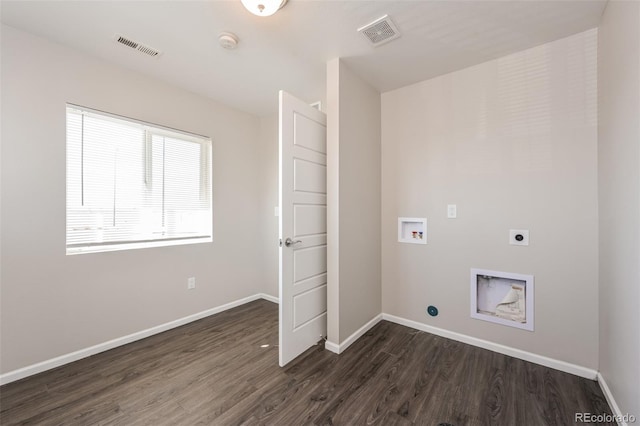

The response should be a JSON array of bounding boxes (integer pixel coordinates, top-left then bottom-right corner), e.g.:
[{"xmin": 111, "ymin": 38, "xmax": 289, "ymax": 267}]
[{"xmin": 0, "ymin": 300, "xmax": 613, "ymax": 425}]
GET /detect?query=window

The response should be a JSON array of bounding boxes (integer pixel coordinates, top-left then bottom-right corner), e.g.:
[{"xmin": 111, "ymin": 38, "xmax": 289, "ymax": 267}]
[{"xmin": 66, "ymin": 105, "xmax": 212, "ymax": 254}]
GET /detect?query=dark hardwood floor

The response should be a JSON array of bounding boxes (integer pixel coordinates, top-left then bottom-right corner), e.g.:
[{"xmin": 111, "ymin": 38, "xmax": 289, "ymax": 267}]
[{"xmin": 0, "ymin": 300, "xmax": 612, "ymax": 425}]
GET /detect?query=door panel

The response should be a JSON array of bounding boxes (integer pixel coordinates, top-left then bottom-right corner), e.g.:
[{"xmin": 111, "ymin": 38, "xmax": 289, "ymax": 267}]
[
  {"xmin": 293, "ymin": 273, "xmax": 328, "ymax": 292},
  {"xmin": 293, "ymin": 285, "xmax": 328, "ymax": 328},
  {"xmin": 294, "ymin": 205, "xmax": 327, "ymax": 236},
  {"xmin": 293, "ymin": 159, "xmax": 327, "ymax": 193},
  {"xmin": 293, "ymin": 114, "xmax": 327, "ymax": 153},
  {"xmin": 293, "ymin": 246, "xmax": 328, "ymax": 282},
  {"xmin": 279, "ymin": 91, "xmax": 328, "ymax": 367}
]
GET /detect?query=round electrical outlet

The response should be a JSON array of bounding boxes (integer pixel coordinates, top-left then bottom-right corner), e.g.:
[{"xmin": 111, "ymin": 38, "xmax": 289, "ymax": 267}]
[{"xmin": 427, "ymin": 305, "xmax": 439, "ymax": 317}]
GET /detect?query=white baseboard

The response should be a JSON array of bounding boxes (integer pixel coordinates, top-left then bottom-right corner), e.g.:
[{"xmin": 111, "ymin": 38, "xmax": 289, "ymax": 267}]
[
  {"xmin": 1, "ymin": 299, "xmax": 601, "ymax": 389},
  {"xmin": 324, "ymin": 314, "xmax": 382, "ymax": 355},
  {"xmin": 324, "ymin": 340, "xmax": 340, "ymax": 354},
  {"xmin": 597, "ymin": 372, "xmax": 628, "ymax": 426},
  {"xmin": 382, "ymin": 313, "xmax": 598, "ymax": 380},
  {"xmin": 0, "ymin": 293, "xmax": 274, "ymax": 386},
  {"xmin": 259, "ymin": 293, "xmax": 280, "ymax": 304}
]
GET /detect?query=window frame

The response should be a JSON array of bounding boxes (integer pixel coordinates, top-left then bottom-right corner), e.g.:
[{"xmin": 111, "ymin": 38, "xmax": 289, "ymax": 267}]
[{"xmin": 65, "ymin": 104, "xmax": 213, "ymax": 255}]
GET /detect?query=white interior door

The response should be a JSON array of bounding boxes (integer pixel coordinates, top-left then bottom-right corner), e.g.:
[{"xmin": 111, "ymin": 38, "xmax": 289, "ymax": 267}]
[{"xmin": 279, "ymin": 90, "xmax": 327, "ymax": 367}]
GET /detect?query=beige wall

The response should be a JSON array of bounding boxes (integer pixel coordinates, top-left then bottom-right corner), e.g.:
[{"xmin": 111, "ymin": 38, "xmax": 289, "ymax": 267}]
[
  {"xmin": 381, "ymin": 30, "xmax": 600, "ymax": 369},
  {"xmin": 598, "ymin": 0, "xmax": 640, "ymax": 416},
  {"xmin": 0, "ymin": 25, "xmax": 266, "ymax": 374},
  {"xmin": 258, "ymin": 113, "xmax": 279, "ymax": 299},
  {"xmin": 327, "ymin": 58, "xmax": 381, "ymax": 345}
]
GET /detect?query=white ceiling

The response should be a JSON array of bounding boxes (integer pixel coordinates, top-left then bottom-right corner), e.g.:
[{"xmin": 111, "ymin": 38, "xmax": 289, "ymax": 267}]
[{"xmin": 0, "ymin": 0, "xmax": 607, "ymax": 116}]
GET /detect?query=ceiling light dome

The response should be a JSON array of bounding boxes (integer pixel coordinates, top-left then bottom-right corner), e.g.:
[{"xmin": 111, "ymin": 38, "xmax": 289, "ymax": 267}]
[{"xmin": 241, "ymin": 0, "xmax": 288, "ymax": 17}]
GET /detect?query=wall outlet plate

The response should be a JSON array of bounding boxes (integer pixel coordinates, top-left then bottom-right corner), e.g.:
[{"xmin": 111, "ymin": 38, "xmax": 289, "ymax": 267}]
[
  {"xmin": 509, "ymin": 229, "xmax": 529, "ymax": 246},
  {"xmin": 187, "ymin": 277, "xmax": 196, "ymax": 289}
]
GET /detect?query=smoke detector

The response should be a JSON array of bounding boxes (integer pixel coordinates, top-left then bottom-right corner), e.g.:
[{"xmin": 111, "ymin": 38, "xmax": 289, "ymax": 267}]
[
  {"xmin": 357, "ymin": 15, "xmax": 401, "ymax": 47},
  {"xmin": 113, "ymin": 34, "xmax": 162, "ymax": 57},
  {"xmin": 219, "ymin": 32, "xmax": 239, "ymax": 50}
]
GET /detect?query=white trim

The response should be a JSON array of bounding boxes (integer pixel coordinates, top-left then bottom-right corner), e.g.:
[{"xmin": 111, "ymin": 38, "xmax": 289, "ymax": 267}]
[
  {"xmin": 382, "ymin": 313, "xmax": 598, "ymax": 380},
  {"xmin": 597, "ymin": 372, "xmax": 628, "ymax": 426},
  {"xmin": 324, "ymin": 340, "xmax": 340, "ymax": 354},
  {"xmin": 67, "ymin": 236, "xmax": 213, "ymax": 256},
  {"xmin": 1, "ymin": 300, "xmax": 601, "ymax": 388},
  {"xmin": 259, "ymin": 293, "xmax": 280, "ymax": 304},
  {"xmin": 324, "ymin": 314, "xmax": 382, "ymax": 354},
  {"xmin": 0, "ymin": 294, "xmax": 274, "ymax": 385}
]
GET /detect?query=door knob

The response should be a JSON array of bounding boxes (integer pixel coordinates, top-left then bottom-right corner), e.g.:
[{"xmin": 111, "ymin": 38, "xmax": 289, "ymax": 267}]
[{"xmin": 284, "ymin": 237, "xmax": 302, "ymax": 247}]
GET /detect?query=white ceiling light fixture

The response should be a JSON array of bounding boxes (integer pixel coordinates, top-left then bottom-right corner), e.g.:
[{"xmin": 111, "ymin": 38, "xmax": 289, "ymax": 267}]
[{"xmin": 241, "ymin": 0, "xmax": 288, "ymax": 17}]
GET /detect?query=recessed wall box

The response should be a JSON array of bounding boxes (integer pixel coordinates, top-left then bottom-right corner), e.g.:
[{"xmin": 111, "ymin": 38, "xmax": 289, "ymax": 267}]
[
  {"xmin": 398, "ymin": 217, "xmax": 427, "ymax": 244},
  {"xmin": 470, "ymin": 268, "xmax": 534, "ymax": 331}
]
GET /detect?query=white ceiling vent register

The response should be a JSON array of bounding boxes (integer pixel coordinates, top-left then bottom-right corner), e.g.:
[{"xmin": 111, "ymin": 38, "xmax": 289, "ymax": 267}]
[
  {"xmin": 357, "ymin": 15, "xmax": 401, "ymax": 47},
  {"xmin": 113, "ymin": 34, "xmax": 162, "ymax": 58}
]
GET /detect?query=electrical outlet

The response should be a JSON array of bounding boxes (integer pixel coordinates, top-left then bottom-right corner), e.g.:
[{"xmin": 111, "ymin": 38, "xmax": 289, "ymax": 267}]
[
  {"xmin": 509, "ymin": 229, "xmax": 529, "ymax": 246},
  {"xmin": 187, "ymin": 277, "xmax": 196, "ymax": 289}
]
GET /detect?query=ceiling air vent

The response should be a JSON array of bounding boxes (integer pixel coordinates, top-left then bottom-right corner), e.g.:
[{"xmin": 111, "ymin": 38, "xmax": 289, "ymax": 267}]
[
  {"xmin": 114, "ymin": 34, "xmax": 162, "ymax": 58},
  {"xmin": 357, "ymin": 15, "xmax": 401, "ymax": 47}
]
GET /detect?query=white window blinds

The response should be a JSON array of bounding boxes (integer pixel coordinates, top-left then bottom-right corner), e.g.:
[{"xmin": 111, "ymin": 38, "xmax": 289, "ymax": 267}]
[{"xmin": 66, "ymin": 105, "xmax": 212, "ymax": 254}]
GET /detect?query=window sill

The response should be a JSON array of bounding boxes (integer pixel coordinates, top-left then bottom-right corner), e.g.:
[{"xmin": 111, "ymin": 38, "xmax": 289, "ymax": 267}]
[{"xmin": 66, "ymin": 236, "xmax": 212, "ymax": 255}]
